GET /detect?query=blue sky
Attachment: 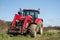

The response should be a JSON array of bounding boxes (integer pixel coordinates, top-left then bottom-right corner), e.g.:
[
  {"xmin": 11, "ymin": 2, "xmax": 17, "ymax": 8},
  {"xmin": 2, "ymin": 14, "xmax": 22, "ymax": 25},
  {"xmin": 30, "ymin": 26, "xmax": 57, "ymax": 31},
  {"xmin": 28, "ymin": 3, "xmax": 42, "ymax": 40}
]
[{"xmin": 0, "ymin": 0, "xmax": 60, "ymax": 26}]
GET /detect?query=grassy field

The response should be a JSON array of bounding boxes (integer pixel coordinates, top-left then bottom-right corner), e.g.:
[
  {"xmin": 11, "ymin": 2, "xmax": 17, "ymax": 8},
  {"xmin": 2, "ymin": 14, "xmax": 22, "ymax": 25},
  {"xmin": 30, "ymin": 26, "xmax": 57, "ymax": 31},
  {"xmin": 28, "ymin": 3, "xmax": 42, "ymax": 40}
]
[
  {"xmin": 0, "ymin": 20, "xmax": 60, "ymax": 40},
  {"xmin": 0, "ymin": 30, "xmax": 60, "ymax": 40}
]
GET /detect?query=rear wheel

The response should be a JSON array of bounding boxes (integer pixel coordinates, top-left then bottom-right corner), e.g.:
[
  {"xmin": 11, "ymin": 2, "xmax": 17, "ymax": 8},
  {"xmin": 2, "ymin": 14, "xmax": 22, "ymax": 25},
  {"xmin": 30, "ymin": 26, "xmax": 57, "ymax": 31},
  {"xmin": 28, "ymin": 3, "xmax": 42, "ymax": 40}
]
[
  {"xmin": 29, "ymin": 24, "xmax": 37, "ymax": 37},
  {"xmin": 38, "ymin": 21, "xmax": 43, "ymax": 35}
]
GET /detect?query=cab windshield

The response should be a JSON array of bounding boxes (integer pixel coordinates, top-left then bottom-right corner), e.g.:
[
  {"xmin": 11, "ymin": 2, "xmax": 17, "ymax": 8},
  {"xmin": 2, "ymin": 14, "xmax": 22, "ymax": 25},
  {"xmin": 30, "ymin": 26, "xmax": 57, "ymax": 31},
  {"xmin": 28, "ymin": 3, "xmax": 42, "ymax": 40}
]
[{"xmin": 23, "ymin": 11, "xmax": 38, "ymax": 18}]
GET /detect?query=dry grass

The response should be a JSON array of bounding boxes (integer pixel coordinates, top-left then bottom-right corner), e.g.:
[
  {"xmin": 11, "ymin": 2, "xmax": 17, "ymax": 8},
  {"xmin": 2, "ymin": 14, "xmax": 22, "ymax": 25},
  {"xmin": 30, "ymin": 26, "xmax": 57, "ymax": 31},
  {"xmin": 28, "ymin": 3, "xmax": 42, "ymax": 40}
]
[
  {"xmin": 0, "ymin": 31, "xmax": 60, "ymax": 40},
  {"xmin": 0, "ymin": 20, "xmax": 60, "ymax": 40}
]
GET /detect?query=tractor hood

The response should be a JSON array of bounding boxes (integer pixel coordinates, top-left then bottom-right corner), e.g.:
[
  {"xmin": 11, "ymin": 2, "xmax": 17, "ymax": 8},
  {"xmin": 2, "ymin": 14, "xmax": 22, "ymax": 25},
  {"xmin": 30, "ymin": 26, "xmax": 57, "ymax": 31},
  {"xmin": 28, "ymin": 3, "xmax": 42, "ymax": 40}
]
[{"xmin": 12, "ymin": 14, "xmax": 24, "ymax": 26}]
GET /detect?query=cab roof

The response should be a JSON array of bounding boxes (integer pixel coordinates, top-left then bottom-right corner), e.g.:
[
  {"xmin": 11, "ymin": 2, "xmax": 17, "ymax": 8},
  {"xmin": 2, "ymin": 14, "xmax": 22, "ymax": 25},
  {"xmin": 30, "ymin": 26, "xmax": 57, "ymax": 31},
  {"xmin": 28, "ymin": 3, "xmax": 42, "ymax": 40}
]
[{"xmin": 23, "ymin": 9, "xmax": 40, "ymax": 14}]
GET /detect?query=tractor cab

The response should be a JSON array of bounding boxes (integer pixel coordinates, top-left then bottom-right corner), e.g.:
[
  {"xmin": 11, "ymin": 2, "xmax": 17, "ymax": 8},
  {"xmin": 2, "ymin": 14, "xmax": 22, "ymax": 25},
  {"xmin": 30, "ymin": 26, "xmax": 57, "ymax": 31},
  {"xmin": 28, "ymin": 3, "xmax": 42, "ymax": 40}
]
[
  {"xmin": 22, "ymin": 9, "xmax": 40, "ymax": 22},
  {"xmin": 22, "ymin": 9, "xmax": 40, "ymax": 19}
]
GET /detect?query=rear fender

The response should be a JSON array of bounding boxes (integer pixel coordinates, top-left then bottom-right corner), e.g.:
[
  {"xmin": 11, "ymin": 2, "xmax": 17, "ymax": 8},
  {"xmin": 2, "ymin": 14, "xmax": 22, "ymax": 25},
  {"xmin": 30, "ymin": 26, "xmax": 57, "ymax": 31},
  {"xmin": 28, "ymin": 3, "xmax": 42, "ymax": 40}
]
[{"xmin": 35, "ymin": 18, "xmax": 43, "ymax": 25}]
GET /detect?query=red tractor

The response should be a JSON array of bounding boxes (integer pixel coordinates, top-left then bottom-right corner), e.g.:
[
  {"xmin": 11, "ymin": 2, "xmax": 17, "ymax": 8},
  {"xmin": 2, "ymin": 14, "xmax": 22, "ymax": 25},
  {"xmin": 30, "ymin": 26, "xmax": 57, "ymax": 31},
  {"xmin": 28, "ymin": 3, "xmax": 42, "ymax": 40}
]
[{"xmin": 8, "ymin": 8, "xmax": 43, "ymax": 37}]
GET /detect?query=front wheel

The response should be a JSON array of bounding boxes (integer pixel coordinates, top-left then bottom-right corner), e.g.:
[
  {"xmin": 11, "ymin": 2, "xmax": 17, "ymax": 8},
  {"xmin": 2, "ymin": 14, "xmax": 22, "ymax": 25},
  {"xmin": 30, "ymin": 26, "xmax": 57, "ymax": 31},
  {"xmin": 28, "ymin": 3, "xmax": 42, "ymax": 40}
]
[{"xmin": 29, "ymin": 24, "xmax": 37, "ymax": 37}]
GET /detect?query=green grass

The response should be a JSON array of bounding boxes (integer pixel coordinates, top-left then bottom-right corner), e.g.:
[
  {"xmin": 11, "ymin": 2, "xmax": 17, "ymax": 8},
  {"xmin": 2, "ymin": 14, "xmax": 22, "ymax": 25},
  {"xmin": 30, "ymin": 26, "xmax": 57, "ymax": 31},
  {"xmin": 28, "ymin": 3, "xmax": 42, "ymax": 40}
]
[
  {"xmin": 0, "ymin": 20, "xmax": 60, "ymax": 40},
  {"xmin": 0, "ymin": 31, "xmax": 60, "ymax": 40}
]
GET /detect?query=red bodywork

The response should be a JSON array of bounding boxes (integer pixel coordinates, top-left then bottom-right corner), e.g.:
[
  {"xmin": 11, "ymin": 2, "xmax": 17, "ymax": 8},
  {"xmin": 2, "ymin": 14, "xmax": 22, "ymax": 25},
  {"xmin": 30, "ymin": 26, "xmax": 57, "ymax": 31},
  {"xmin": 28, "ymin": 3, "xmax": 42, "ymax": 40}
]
[
  {"xmin": 11, "ymin": 14, "xmax": 24, "ymax": 30},
  {"xmin": 11, "ymin": 13, "xmax": 43, "ymax": 33}
]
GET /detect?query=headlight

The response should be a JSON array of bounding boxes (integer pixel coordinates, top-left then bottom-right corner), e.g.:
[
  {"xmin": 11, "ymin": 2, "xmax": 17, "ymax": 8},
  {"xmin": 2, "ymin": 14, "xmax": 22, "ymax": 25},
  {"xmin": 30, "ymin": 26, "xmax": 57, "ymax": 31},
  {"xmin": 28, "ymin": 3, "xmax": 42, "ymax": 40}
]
[{"xmin": 16, "ymin": 20, "xmax": 19, "ymax": 22}]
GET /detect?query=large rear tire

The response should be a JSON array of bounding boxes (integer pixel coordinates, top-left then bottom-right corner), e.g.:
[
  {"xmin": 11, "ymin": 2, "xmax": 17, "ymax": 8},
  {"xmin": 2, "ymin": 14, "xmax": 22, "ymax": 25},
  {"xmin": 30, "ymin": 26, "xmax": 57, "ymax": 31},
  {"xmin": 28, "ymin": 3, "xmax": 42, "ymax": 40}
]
[
  {"xmin": 38, "ymin": 21, "xmax": 43, "ymax": 35},
  {"xmin": 29, "ymin": 24, "xmax": 37, "ymax": 37}
]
